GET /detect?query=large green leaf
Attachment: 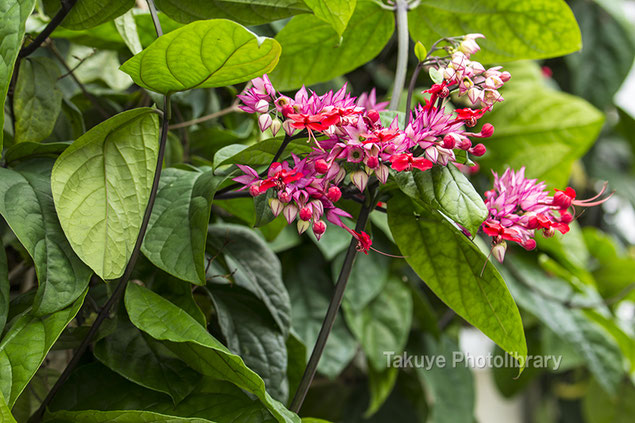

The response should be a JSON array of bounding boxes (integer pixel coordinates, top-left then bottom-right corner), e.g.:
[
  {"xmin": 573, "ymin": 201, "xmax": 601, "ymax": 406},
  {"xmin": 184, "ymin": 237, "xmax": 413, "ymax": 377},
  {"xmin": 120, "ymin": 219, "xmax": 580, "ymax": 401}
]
[
  {"xmin": 4, "ymin": 141, "xmax": 70, "ymax": 165},
  {"xmin": 207, "ymin": 224, "xmax": 291, "ymax": 335},
  {"xmin": 500, "ymin": 256, "xmax": 624, "ymax": 394},
  {"xmin": 141, "ymin": 168, "xmax": 222, "ymax": 285},
  {"xmin": 283, "ymin": 246, "xmax": 357, "ymax": 378},
  {"xmin": 0, "ymin": 391, "xmax": 16, "ymax": 423},
  {"xmin": 0, "ymin": 242, "xmax": 8, "ymax": 335},
  {"xmin": 387, "ymin": 193, "xmax": 527, "ymax": 362},
  {"xmin": 566, "ymin": 0, "xmax": 635, "ymax": 109},
  {"xmin": 94, "ymin": 319, "xmax": 200, "ymax": 404},
  {"xmin": 46, "ymin": 409, "xmax": 215, "ymax": 423},
  {"xmin": 43, "ymin": 0, "xmax": 134, "ymax": 30},
  {"xmin": 408, "ymin": 0, "xmax": 581, "ymax": 63},
  {"xmin": 395, "ymin": 165, "xmax": 488, "ymax": 236},
  {"xmin": 51, "ymin": 108, "xmax": 160, "ymax": 280},
  {"xmin": 154, "ymin": 0, "xmax": 309, "ymax": 25},
  {"xmin": 269, "ymin": 0, "xmax": 393, "ymax": 90},
  {"xmin": 211, "ymin": 285, "xmax": 288, "ymax": 402},
  {"xmin": 365, "ymin": 366, "xmax": 398, "ymax": 418},
  {"xmin": 124, "ymin": 283, "xmax": 299, "ymax": 423},
  {"xmin": 343, "ymin": 277, "xmax": 412, "ymax": 371},
  {"xmin": 304, "ymin": 0, "xmax": 356, "ymax": 37},
  {"xmin": 0, "ymin": 0, "xmax": 36, "ymax": 152},
  {"xmin": 0, "ymin": 290, "xmax": 85, "ymax": 408},
  {"xmin": 120, "ymin": 20, "xmax": 281, "ymax": 95},
  {"xmin": 412, "ymin": 335, "xmax": 475, "ymax": 423},
  {"xmin": 13, "ymin": 57, "xmax": 63, "ymax": 143},
  {"xmin": 0, "ymin": 160, "xmax": 92, "ymax": 314},
  {"xmin": 479, "ymin": 82, "xmax": 604, "ymax": 187}
]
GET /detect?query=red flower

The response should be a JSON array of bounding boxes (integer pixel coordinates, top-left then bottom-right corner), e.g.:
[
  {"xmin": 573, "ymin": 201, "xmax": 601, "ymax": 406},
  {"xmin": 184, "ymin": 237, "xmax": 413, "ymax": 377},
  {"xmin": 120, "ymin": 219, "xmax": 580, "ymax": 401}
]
[
  {"xmin": 390, "ymin": 154, "xmax": 433, "ymax": 172},
  {"xmin": 287, "ymin": 111, "xmax": 340, "ymax": 131},
  {"xmin": 482, "ymin": 221, "xmax": 522, "ymax": 243}
]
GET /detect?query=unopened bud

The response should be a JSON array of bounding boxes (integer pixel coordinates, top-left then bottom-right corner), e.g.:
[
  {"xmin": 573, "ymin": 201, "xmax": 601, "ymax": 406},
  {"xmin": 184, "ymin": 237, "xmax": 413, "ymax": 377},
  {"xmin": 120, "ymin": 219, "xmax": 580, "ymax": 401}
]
[
  {"xmin": 297, "ymin": 219, "xmax": 310, "ymax": 234},
  {"xmin": 366, "ymin": 156, "xmax": 379, "ymax": 169},
  {"xmin": 334, "ymin": 167, "xmax": 346, "ymax": 185},
  {"xmin": 283, "ymin": 204, "xmax": 298, "ymax": 223},
  {"xmin": 350, "ymin": 170, "xmax": 369, "ymax": 193},
  {"xmin": 442, "ymin": 134, "xmax": 457, "ymax": 149},
  {"xmin": 315, "ymin": 159, "xmax": 330, "ymax": 174},
  {"xmin": 299, "ymin": 206, "xmax": 312, "ymax": 221},
  {"xmin": 480, "ymin": 123, "xmax": 494, "ymax": 138},
  {"xmin": 255, "ymin": 99, "xmax": 269, "ymax": 113},
  {"xmin": 278, "ymin": 190, "xmax": 291, "ymax": 203},
  {"xmin": 269, "ymin": 198, "xmax": 283, "ymax": 217},
  {"xmin": 492, "ymin": 241, "xmax": 507, "ymax": 263},
  {"xmin": 327, "ymin": 186, "xmax": 342, "ymax": 202},
  {"xmin": 376, "ymin": 164, "xmax": 389, "ymax": 184},
  {"xmin": 522, "ymin": 239, "xmax": 537, "ymax": 250},
  {"xmin": 470, "ymin": 143, "xmax": 486, "ymax": 157},
  {"xmin": 258, "ymin": 114, "xmax": 272, "ymax": 132},
  {"xmin": 367, "ymin": 109, "xmax": 380, "ymax": 123},
  {"xmin": 313, "ymin": 220, "xmax": 326, "ymax": 240},
  {"xmin": 249, "ymin": 184, "xmax": 262, "ymax": 197},
  {"xmin": 500, "ymin": 71, "xmax": 511, "ymax": 82},
  {"xmin": 270, "ymin": 118, "xmax": 282, "ymax": 136},
  {"xmin": 282, "ymin": 120, "xmax": 296, "ymax": 136}
]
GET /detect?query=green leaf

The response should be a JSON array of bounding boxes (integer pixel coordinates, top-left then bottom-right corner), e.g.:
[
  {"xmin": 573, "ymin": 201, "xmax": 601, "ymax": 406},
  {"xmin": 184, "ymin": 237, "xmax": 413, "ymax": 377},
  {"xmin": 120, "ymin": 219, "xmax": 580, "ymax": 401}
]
[
  {"xmin": 408, "ymin": 0, "xmax": 581, "ymax": 63},
  {"xmin": 13, "ymin": 57, "xmax": 63, "ymax": 144},
  {"xmin": 583, "ymin": 378, "xmax": 635, "ymax": 423},
  {"xmin": 0, "ymin": 242, "xmax": 8, "ymax": 335},
  {"xmin": 0, "ymin": 160, "xmax": 92, "ymax": 314},
  {"xmin": 343, "ymin": 277, "xmax": 412, "ymax": 371},
  {"xmin": 51, "ymin": 108, "xmax": 160, "ymax": 280},
  {"xmin": 207, "ymin": 224, "xmax": 291, "ymax": 335},
  {"xmin": 566, "ymin": 0, "xmax": 635, "ymax": 109},
  {"xmin": 395, "ymin": 165, "xmax": 488, "ymax": 236},
  {"xmin": 4, "ymin": 141, "xmax": 70, "ymax": 165},
  {"xmin": 500, "ymin": 256, "xmax": 624, "ymax": 394},
  {"xmin": 120, "ymin": 20, "xmax": 281, "ymax": 95},
  {"xmin": 124, "ymin": 283, "xmax": 300, "ymax": 423},
  {"xmin": 413, "ymin": 335, "xmax": 475, "ymax": 423},
  {"xmin": 141, "ymin": 168, "xmax": 222, "ymax": 285},
  {"xmin": 0, "ymin": 290, "xmax": 85, "ymax": 407},
  {"xmin": 43, "ymin": 0, "xmax": 135, "ymax": 30},
  {"xmin": 0, "ymin": 0, "xmax": 36, "ymax": 153},
  {"xmin": 365, "ymin": 366, "xmax": 398, "ymax": 418},
  {"xmin": 286, "ymin": 331, "xmax": 306, "ymax": 399},
  {"xmin": 0, "ymin": 391, "xmax": 16, "ymax": 423},
  {"xmin": 94, "ymin": 319, "xmax": 200, "ymax": 404},
  {"xmin": 269, "ymin": 0, "xmax": 394, "ymax": 90},
  {"xmin": 211, "ymin": 285, "xmax": 289, "ymax": 402},
  {"xmin": 283, "ymin": 246, "xmax": 357, "ymax": 378},
  {"xmin": 46, "ymin": 409, "xmax": 216, "ymax": 423},
  {"xmin": 114, "ymin": 10, "xmax": 143, "ymax": 55},
  {"xmin": 214, "ymin": 139, "xmax": 313, "ymax": 168},
  {"xmin": 154, "ymin": 0, "xmax": 309, "ymax": 25},
  {"xmin": 479, "ymin": 83, "xmax": 604, "ymax": 187},
  {"xmin": 387, "ymin": 193, "xmax": 527, "ymax": 362},
  {"xmin": 304, "ymin": 0, "xmax": 356, "ymax": 37}
]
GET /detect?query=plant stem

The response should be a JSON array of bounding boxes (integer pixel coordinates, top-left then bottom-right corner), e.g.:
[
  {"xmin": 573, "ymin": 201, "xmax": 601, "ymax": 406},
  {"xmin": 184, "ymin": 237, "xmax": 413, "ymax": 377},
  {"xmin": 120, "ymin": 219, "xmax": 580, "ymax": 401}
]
[
  {"xmin": 388, "ymin": 0, "xmax": 409, "ymax": 111},
  {"xmin": 168, "ymin": 104, "xmax": 240, "ymax": 129},
  {"xmin": 28, "ymin": 5, "xmax": 168, "ymax": 420},
  {"xmin": 289, "ymin": 183, "xmax": 378, "ymax": 413},
  {"xmin": 19, "ymin": 0, "xmax": 78, "ymax": 58},
  {"xmin": 404, "ymin": 61, "xmax": 423, "ymax": 126}
]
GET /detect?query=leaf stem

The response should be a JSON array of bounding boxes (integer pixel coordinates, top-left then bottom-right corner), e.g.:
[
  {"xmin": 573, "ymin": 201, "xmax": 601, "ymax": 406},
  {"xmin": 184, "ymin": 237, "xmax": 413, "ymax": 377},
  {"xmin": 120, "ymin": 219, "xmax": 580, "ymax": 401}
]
[
  {"xmin": 19, "ymin": 0, "xmax": 78, "ymax": 58},
  {"xmin": 289, "ymin": 182, "xmax": 379, "ymax": 413},
  {"xmin": 388, "ymin": 0, "xmax": 410, "ymax": 111}
]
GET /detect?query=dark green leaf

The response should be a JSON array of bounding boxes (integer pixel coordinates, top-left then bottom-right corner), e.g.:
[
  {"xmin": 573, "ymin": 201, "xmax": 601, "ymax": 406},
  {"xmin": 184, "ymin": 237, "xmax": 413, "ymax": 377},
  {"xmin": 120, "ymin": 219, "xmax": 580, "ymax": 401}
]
[
  {"xmin": 408, "ymin": 0, "xmax": 581, "ymax": 63},
  {"xmin": 51, "ymin": 108, "xmax": 160, "ymax": 280},
  {"xmin": 304, "ymin": 0, "xmax": 356, "ymax": 37},
  {"xmin": 286, "ymin": 331, "xmax": 306, "ymax": 399},
  {"xmin": 94, "ymin": 319, "xmax": 201, "ymax": 403},
  {"xmin": 120, "ymin": 20, "xmax": 281, "ymax": 95},
  {"xmin": 343, "ymin": 277, "xmax": 412, "ymax": 371},
  {"xmin": 207, "ymin": 224, "xmax": 291, "ymax": 335},
  {"xmin": 4, "ymin": 141, "xmax": 70, "ymax": 165},
  {"xmin": 154, "ymin": 0, "xmax": 309, "ymax": 25},
  {"xmin": 141, "ymin": 168, "xmax": 222, "ymax": 285},
  {"xmin": 387, "ymin": 193, "xmax": 527, "ymax": 362},
  {"xmin": 269, "ymin": 0, "xmax": 394, "ymax": 90},
  {"xmin": 124, "ymin": 283, "xmax": 300, "ymax": 423},
  {"xmin": 211, "ymin": 285, "xmax": 289, "ymax": 402},
  {"xmin": 583, "ymin": 378, "xmax": 635, "ymax": 423},
  {"xmin": 365, "ymin": 366, "xmax": 398, "ymax": 418},
  {"xmin": 0, "ymin": 290, "xmax": 85, "ymax": 407},
  {"xmin": 0, "ymin": 160, "xmax": 92, "ymax": 314},
  {"xmin": 46, "ymin": 409, "xmax": 215, "ymax": 423},
  {"xmin": 43, "ymin": 0, "xmax": 134, "ymax": 30},
  {"xmin": 148, "ymin": 273, "xmax": 206, "ymax": 326},
  {"xmin": 0, "ymin": 391, "xmax": 16, "ymax": 423},
  {"xmin": 395, "ymin": 164, "xmax": 488, "ymax": 236},
  {"xmin": 0, "ymin": 0, "xmax": 36, "ymax": 152}
]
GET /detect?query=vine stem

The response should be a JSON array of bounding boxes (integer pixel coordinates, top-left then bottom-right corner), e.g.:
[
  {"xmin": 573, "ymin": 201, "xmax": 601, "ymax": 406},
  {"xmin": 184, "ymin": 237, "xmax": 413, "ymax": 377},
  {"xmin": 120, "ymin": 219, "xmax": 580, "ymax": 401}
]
[
  {"xmin": 388, "ymin": 0, "xmax": 409, "ymax": 111},
  {"xmin": 19, "ymin": 0, "xmax": 78, "ymax": 58},
  {"xmin": 28, "ymin": 4, "xmax": 168, "ymax": 421},
  {"xmin": 289, "ymin": 183, "xmax": 379, "ymax": 413}
]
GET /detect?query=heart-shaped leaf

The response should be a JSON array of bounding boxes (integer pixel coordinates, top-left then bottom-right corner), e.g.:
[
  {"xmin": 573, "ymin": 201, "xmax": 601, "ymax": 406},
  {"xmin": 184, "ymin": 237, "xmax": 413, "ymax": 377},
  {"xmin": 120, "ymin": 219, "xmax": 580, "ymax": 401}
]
[
  {"xmin": 51, "ymin": 108, "xmax": 160, "ymax": 280},
  {"xmin": 120, "ymin": 19, "xmax": 281, "ymax": 95}
]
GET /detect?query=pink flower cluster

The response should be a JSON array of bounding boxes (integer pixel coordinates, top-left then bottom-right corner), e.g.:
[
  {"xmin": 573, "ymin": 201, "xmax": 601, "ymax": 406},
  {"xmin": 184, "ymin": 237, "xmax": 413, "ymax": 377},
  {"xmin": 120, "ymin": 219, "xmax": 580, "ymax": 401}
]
[
  {"xmin": 482, "ymin": 167, "xmax": 612, "ymax": 262},
  {"xmin": 235, "ymin": 35, "xmax": 508, "ymax": 253}
]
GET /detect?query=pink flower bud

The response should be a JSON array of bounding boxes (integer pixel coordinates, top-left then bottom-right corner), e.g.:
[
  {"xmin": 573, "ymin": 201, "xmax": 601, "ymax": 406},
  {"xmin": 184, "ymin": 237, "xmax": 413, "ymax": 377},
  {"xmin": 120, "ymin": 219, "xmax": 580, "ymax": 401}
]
[
  {"xmin": 500, "ymin": 71, "xmax": 511, "ymax": 82},
  {"xmin": 269, "ymin": 198, "xmax": 283, "ymax": 217},
  {"xmin": 543, "ymin": 227, "xmax": 555, "ymax": 238},
  {"xmin": 297, "ymin": 219, "xmax": 310, "ymax": 234},
  {"xmin": 480, "ymin": 123, "xmax": 494, "ymax": 138},
  {"xmin": 315, "ymin": 159, "xmax": 330, "ymax": 174},
  {"xmin": 560, "ymin": 212, "xmax": 573, "ymax": 224},
  {"xmin": 521, "ymin": 239, "xmax": 537, "ymax": 250},
  {"xmin": 283, "ymin": 204, "xmax": 298, "ymax": 223},
  {"xmin": 470, "ymin": 143, "xmax": 486, "ymax": 156},
  {"xmin": 456, "ymin": 137, "xmax": 472, "ymax": 150},
  {"xmin": 351, "ymin": 170, "xmax": 369, "ymax": 193},
  {"xmin": 327, "ymin": 186, "xmax": 342, "ymax": 202},
  {"xmin": 310, "ymin": 200, "xmax": 324, "ymax": 219},
  {"xmin": 443, "ymin": 134, "xmax": 457, "ymax": 149},
  {"xmin": 492, "ymin": 241, "xmax": 507, "ymax": 263},
  {"xmin": 278, "ymin": 191, "xmax": 291, "ymax": 203},
  {"xmin": 255, "ymin": 100, "xmax": 269, "ymax": 113},
  {"xmin": 249, "ymin": 184, "xmax": 262, "ymax": 197},
  {"xmin": 366, "ymin": 156, "xmax": 379, "ymax": 169},
  {"xmin": 299, "ymin": 207, "xmax": 312, "ymax": 221},
  {"xmin": 282, "ymin": 120, "xmax": 296, "ymax": 136},
  {"xmin": 313, "ymin": 220, "xmax": 326, "ymax": 240},
  {"xmin": 270, "ymin": 118, "xmax": 282, "ymax": 136},
  {"xmin": 367, "ymin": 110, "xmax": 380, "ymax": 123},
  {"xmin": 258, "ymin": 114, "xmax": 272, "ymax": 132}
]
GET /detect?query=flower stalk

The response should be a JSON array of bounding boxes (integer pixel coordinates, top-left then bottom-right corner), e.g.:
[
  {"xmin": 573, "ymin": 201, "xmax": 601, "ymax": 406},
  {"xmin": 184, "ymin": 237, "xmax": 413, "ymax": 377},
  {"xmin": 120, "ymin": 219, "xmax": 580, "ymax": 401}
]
[{"xmin": 388, "ymin": 0, "xmax": 410, "ymax": 111}]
